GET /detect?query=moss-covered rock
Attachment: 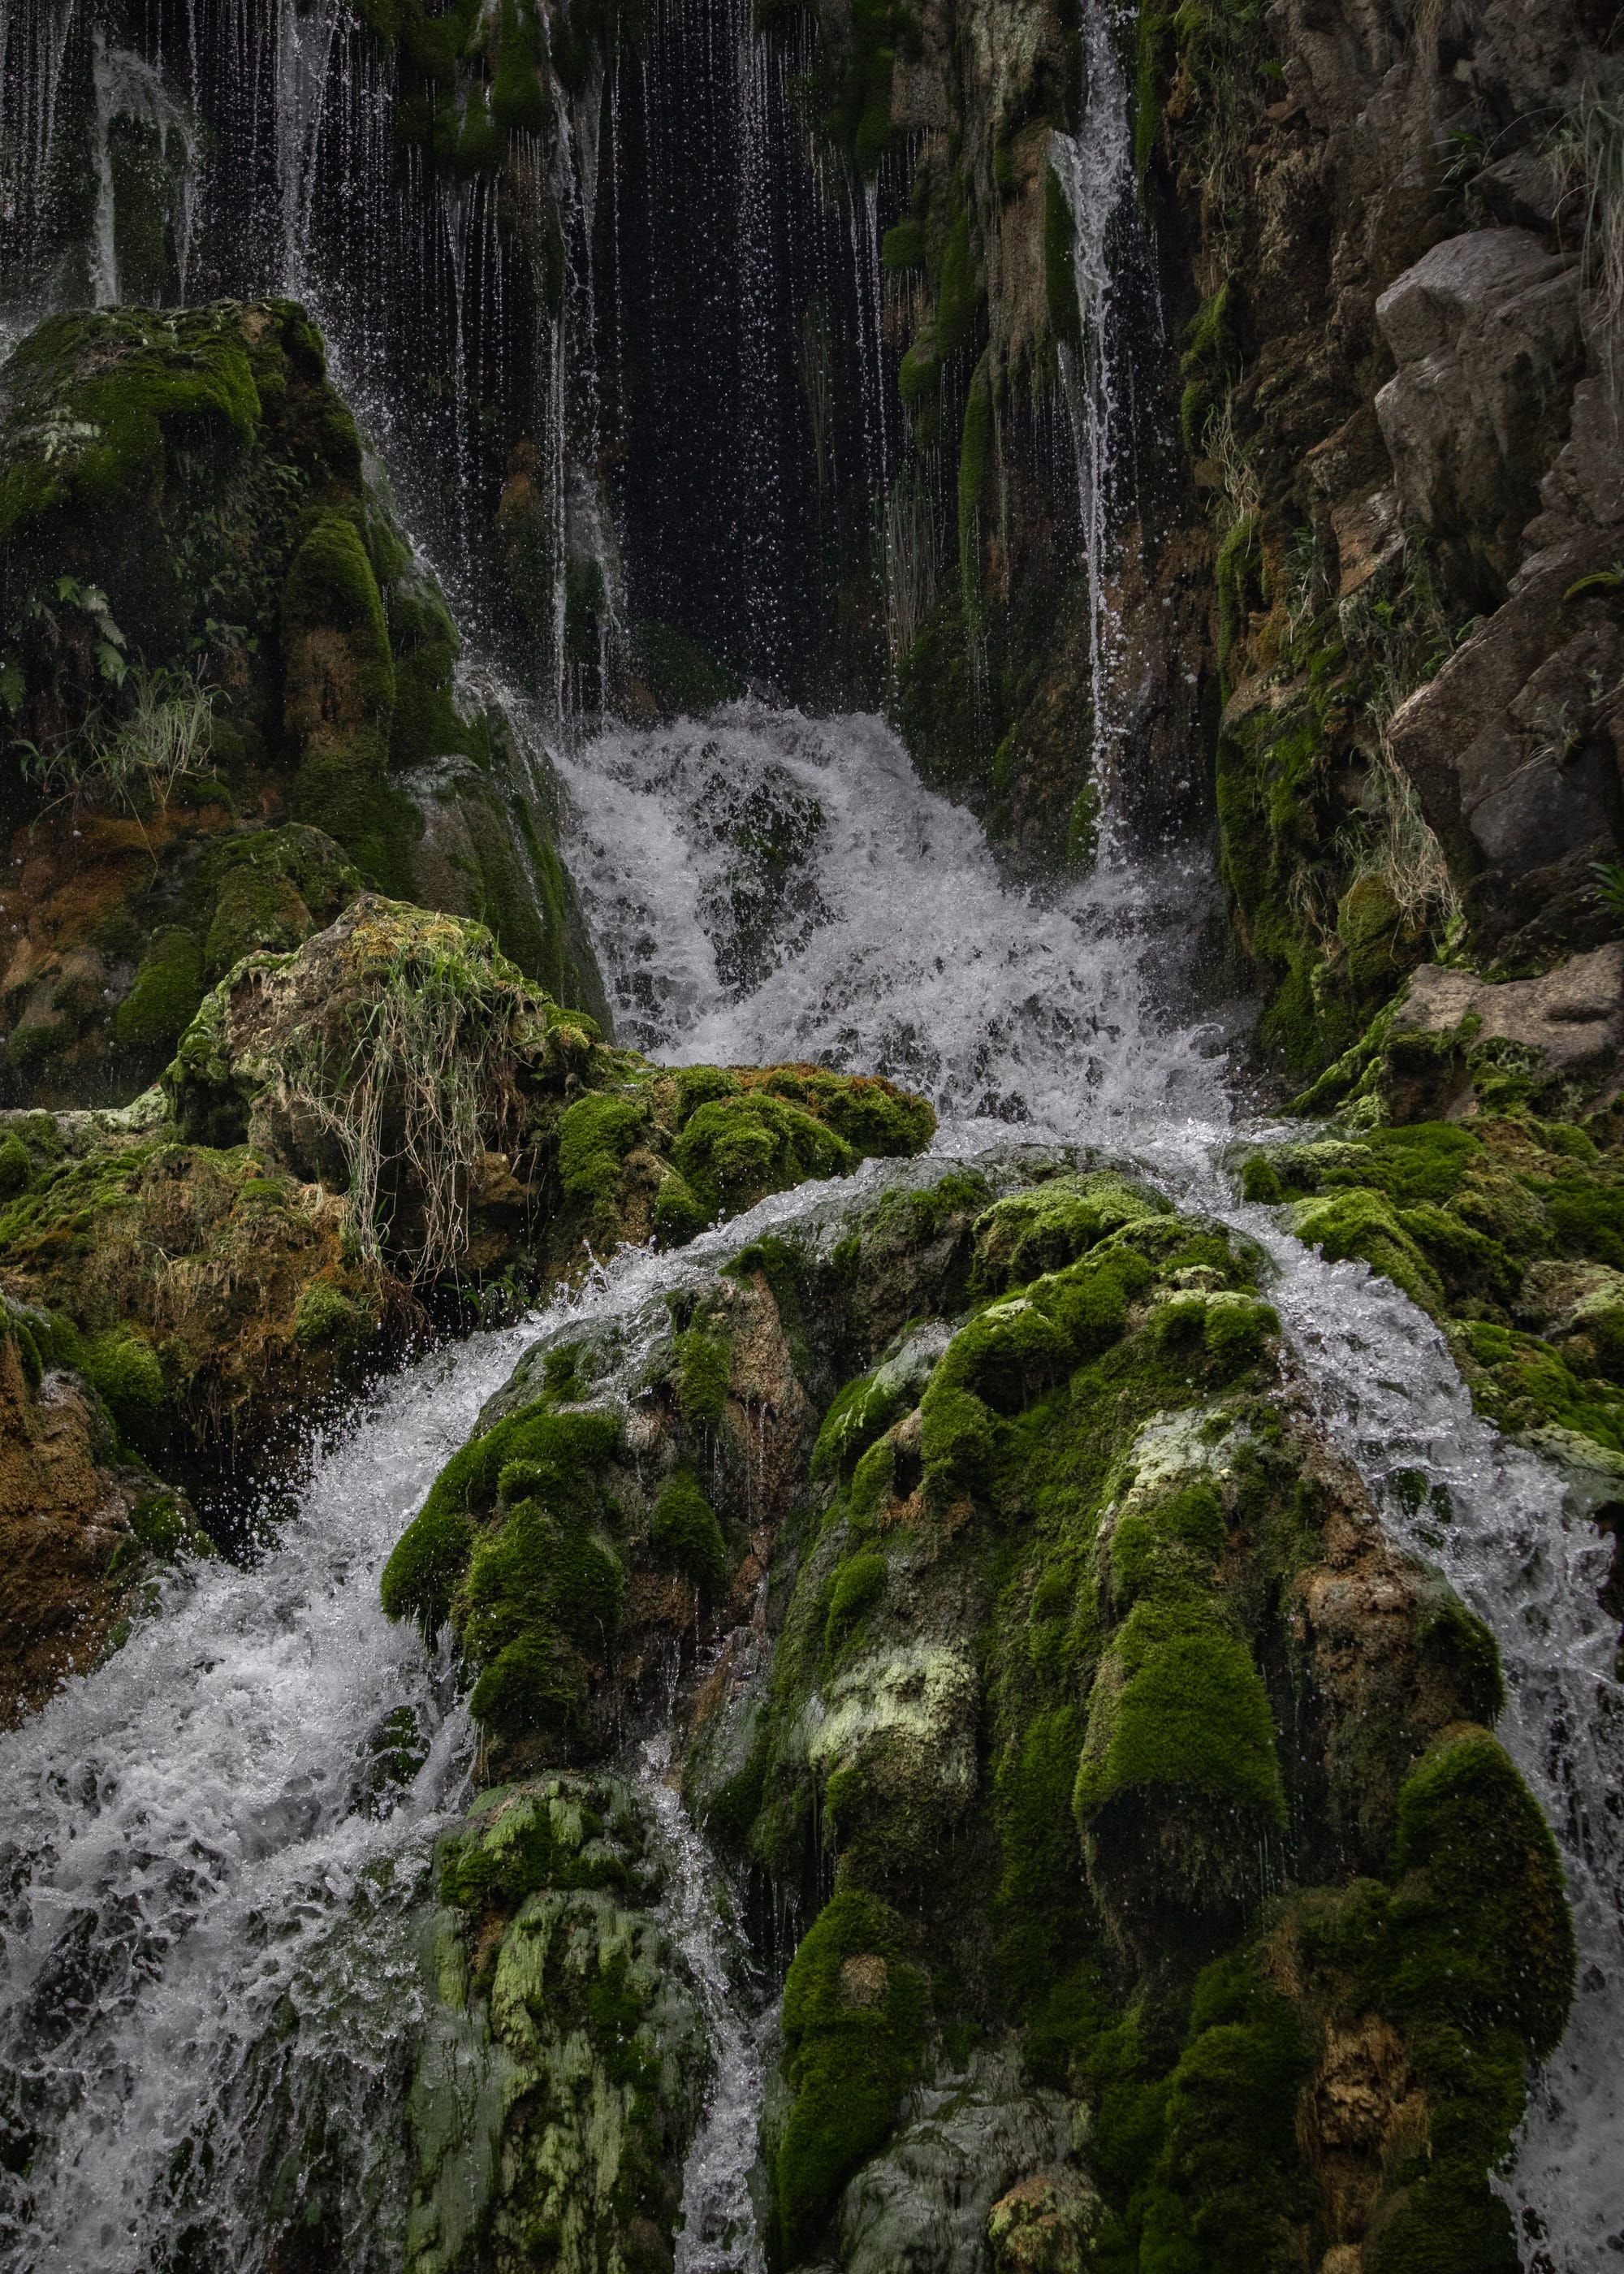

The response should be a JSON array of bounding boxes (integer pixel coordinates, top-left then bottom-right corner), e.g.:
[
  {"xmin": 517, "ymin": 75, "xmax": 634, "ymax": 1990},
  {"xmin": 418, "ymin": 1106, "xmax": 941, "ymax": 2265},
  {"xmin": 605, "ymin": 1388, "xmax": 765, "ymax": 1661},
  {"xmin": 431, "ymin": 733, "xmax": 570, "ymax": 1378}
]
[
  {"xmin": 404, "ymin": 1773, "xmax": 710, "ymax": 2274},
  {"xmin": 372, "ymin": 1141, "xmax": 1570, "ymax": 2270},
  {"xmin": 0, "ymin": 300, "xmax": 607, "ymax": 1105},
  {"xmin": 1239, "ymin": 1110, "xmax": 1624, "ymax": 1460}
]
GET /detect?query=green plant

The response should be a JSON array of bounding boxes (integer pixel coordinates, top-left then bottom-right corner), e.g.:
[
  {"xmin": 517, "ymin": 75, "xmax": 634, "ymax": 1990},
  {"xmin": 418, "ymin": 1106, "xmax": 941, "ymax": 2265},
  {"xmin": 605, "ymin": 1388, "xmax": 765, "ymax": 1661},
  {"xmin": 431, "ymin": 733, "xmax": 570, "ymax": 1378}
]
[
  {"xmin": 276, "ymin": 924, "xmax": 524, "ymax": 1283},
  {"xmin": 1548, "ymin": 71, "xmax": 1624, "ymax": 404},
  {"xmin": 1594, "ymin": 859, "xmax": 1624, "ymax": 923},
  {"xmin": 19, "ymin": 661, "xmax": 216, "ymax": 822}
]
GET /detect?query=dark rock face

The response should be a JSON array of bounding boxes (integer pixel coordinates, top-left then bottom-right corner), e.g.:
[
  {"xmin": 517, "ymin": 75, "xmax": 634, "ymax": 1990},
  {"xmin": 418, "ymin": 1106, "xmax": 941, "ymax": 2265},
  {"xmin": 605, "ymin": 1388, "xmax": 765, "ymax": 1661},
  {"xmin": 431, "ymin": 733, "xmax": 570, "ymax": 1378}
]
[
  {"xmin": 1120, "ymin": 0, "xmax": 1624, "ymax": 1083},
  {"xmin": 0, "ymin": 300, "xmax": 604, "ymax": 1106}
]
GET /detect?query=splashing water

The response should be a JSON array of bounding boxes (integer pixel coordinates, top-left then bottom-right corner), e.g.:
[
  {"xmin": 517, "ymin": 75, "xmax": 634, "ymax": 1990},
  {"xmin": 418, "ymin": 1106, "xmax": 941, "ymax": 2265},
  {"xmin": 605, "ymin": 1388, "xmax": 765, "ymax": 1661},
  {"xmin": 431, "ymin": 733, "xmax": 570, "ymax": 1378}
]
[
  {"xmin": 558, "ymin": 703, "xmax": 1233, "ymax": 1154},
  {"xmin": 0, "ymin": 684, "xmax": 1618, "ymax": 2264},
  {"xmin": 0, "ymin": 1325, "xmax": 534, "ymax": 2272}
]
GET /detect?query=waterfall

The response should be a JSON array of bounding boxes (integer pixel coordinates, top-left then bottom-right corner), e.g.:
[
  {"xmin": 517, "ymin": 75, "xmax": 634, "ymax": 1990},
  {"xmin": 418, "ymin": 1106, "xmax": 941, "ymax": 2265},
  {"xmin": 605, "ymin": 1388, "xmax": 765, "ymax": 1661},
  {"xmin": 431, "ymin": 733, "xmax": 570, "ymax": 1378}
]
[
  {"xmin": 1049, "ymin": 0, "xmax": 1155, "ymax": 823},
  {"xmin": 555, "ymin": 703, "xmax": 1232, "ymax": 1148},
  {"xmin": 0, "ymin": 1324, "xmax": 535, "ymax": 2270},
  {"xmin": 552, "ymin": 698, "xmax": 1624, "ymax": 2272},
  {"xmin": 0, "ymin": 696, "xmax": 1616, "ymax": 2267},
  {"xmin": 0, "ymin": 6, "xmax": 1619, "ymax": 2269},
  {"xmin": 1246, "ymin": 1226, "xmax": 1624, "ymax": 2268}
]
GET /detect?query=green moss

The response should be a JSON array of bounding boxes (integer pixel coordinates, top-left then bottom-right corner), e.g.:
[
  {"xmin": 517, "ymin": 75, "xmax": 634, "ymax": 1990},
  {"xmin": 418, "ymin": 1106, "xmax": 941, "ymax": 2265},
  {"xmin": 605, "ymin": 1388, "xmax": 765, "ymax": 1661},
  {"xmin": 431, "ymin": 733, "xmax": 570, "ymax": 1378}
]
[
  {"xmin": 673, "ymin": 1092, "xmax": 854, "ymax": 1218},
  {"xmin": 283, "ymin": 511, "xmax": 393, "ymax": 704},
  {"xmin": 824, "ymin": 1551, "xmax": 887, "ymax": 1654},
  {"xmin": 775, "ymin": 1890, "xmax": 928, "ymax": 2260},
  {"xmin": 1134, "ymin": 1, "xmax": 1176, "ymax": 176},
  {"xmin": 918, "ymin": 1381, "xmax": 996, "ymax": 1507},
  {"xmin": 992, "ymin": 1701, "xmax": 1091, "ymax": 2043},
  {"xmin": 0, "ymin": 1134, "xmax": 33, "ymax": 1200},
  {"xmin": 972, "ymin": 1172, "xmax": 1168, "ymax": 1295},
  {"xmin": 1144, "ymin": 1956, "xmax": 1314, "ymax": 2272},
  {"xmin": 382, "ymin": 1499, "xmax": 477, "ymax": 1638},
  {"xmin": 80, "ymin": 1328, "xmax": 166, "ymax": 1434},
  {"xmin": 1390, "ymin": 1726, "xmax": 1573, "ymax": 2057},
  {"xmin": 1216, "ymin": 510, "xmax": 1261, "ymax": 673},
  {"xmin": 935, "ymin": 209, "xmax": 978, "ymax": 359},
  {"xmin": 557, "ymin": 1090, "xmax": 648, "ymax": 1229},
  {"xmin": 650, "ymin": 1468, "xmax": 728, "ymax": 1593},
  {"xmin": 882, "ymin": 218, "xmax": 926, "ymax": 272},
  {"xmin": 295, "ymin": 1280, "xmax": 369, "ymax": 1351},
  {"xmin": 113, "ymin": 928, "xmax": 205, "ymax": 1053},
  {"xmin": 381, "ymin": 1402, "xmax": 620, "ymax": 1636},
  {"xmin": 676, "ymin": 1329, "xmax": 732, "ymax": 1428},
  {"xmin": 1076, "ymin": 1593, "xmax": 1285, "ymax": 1919},
  {"xmin": 490, "ymin": 0, "xmax": 546, "ymax": 131},
  {"xmin": 1108, "ymin": 1480, "xmax": 1225, "ymax": 1610},
  {"xmin": 130, "ymin": 1491, "xmax": 190, "ymax": 1560},
  {"xmin": 761, "ymin": 1070, "xmax": 935, "ymax": 1159},
  {"xmin": 0, "ymin": 307, "xmax": 260, "ymax": 543},
  {"xmin": 1291, "ymin": 1187, "xmax": 1445, "ymax": 1313}
]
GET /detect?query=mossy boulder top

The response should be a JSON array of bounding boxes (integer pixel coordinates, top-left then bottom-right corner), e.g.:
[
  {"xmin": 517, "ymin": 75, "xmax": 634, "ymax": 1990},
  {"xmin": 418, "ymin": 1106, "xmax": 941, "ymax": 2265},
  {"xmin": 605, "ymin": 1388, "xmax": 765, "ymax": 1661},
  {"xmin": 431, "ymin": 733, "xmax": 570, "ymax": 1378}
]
[{"xmin": 161, "ymin": 892, "xmax": 935, "ymax": 1279}]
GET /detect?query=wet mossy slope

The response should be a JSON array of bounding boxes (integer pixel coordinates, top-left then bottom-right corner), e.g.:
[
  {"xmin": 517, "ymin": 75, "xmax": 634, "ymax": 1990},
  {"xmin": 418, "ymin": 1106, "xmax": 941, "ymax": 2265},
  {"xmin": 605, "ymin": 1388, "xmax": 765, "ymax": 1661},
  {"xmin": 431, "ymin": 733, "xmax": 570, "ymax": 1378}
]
[{"xmin": 377, "ymin": 1152, "xmax": 1573, "ymax": 2274}]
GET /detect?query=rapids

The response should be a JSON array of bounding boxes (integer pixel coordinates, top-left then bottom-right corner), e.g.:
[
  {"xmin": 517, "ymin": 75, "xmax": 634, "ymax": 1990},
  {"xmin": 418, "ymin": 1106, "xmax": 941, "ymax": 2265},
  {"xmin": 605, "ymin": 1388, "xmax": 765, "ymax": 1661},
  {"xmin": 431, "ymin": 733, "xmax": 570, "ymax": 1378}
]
[{"xmin": 0, "ymin": 698, "xmax": 1617, "ymax": 2269}]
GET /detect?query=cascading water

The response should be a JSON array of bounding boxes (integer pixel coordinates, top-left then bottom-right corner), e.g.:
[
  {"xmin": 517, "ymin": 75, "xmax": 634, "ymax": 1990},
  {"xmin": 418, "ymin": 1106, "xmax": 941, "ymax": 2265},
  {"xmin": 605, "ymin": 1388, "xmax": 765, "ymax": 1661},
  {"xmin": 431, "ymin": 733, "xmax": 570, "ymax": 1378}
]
[
  {"xmin": 555, "ymin": 704, "xmax": 1232, "ymax": 1147},
  {"xmin": 550, "ymin": 694, "xmax": 1624, "ymax": 2268},
  {"xmin": 0, "ymin": 6, "xmax": 1619, "ymax": 2271},
  {"xmin": 0, "ymin": 688, "xmax": 1618, "ymax": 2266},
  {"xmin": 1050, "ymin": 0, "xmax": 1163, "ymax": 819}
]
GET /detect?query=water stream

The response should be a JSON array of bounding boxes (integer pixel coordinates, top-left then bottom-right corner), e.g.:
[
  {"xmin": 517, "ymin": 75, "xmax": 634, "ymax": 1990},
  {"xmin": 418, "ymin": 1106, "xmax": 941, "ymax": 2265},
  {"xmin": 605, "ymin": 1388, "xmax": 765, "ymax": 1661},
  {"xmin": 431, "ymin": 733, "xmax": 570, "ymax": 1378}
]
[
  {"xmin": 0, "ymin": 695, "xmax": 1616, "ymax": 2264},
  {"xmin": 0, "ymin": 3, "xmax": 1619, "ymax": 2268}
]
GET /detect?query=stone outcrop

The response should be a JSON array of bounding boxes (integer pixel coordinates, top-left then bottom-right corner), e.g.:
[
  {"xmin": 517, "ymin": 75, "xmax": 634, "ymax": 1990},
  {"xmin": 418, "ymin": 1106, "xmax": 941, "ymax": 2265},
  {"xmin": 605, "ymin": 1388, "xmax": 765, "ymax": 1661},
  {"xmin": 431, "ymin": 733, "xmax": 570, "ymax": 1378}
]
[
  {"xmin": 0, "ymin": 300, "xmax": 605, "ymax": 1107},
  {"xmin": 375, "ymin": 1147, "xmax": 1572, "ymax": 2274},
  {"xmin": 0, "ymin": 894, "xmax": 934, "ymax": 1498}
]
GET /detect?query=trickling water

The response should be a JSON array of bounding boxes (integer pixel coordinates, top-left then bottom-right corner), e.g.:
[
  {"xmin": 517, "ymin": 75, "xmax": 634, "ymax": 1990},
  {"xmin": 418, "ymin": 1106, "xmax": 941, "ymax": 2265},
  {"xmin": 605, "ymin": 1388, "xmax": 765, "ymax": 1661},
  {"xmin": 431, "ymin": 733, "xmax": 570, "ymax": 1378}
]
[
  {"xmin": 1238, "ymin": 1230, "xmax": 1624, "ymax": 2269},
  {"xmin": 639, "ymin": 1731, "xmax": 773, "ymax": 2274},
  {"xmin": 1050, "ymin": 0, "xmax": 1159, "ymax": 818}
]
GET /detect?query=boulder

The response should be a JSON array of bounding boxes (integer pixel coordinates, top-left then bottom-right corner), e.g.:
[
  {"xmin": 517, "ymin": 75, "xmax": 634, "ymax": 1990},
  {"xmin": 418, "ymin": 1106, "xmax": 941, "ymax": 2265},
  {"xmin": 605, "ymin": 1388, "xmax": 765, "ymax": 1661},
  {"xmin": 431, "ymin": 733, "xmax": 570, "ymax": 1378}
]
[
  {"xmin": 1375, "ymin": 229, "xmax": 1585, "ymax": 597},
  {"xmin": 0, "ymin": 301, "xmax": 604, "ymax": 1104},
  {"xmin": 1385, "ymin": 538, "xmax": 1624, "ymax": 951}
]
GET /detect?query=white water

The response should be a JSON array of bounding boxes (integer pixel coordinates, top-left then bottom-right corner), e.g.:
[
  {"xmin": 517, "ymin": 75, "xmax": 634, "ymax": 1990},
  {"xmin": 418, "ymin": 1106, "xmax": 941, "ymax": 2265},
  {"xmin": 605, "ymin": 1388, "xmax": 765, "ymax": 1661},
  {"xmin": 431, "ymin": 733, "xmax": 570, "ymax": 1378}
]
[
  {"xmin": 557, "ymin": 703, "xmax": 1232, "ymax": 1153},
  {"xmin": 641, "ymin": 1731, "xmax": 773, "ymax": 2274},
  {"xmin": 1241, "ymin": 1227, "xmax": 1624, "ymax": 2271},
  {"xmin": 0, "ymin": 1325, "xmax": 535, "ymax": 2272},
  {"xmin": 0, "ymin": 694, "xmax": 1617, "ymax": 2266},
  {"xmin": 555, "ymin": 697, "xmax": 1624, "ymax": 2268}
]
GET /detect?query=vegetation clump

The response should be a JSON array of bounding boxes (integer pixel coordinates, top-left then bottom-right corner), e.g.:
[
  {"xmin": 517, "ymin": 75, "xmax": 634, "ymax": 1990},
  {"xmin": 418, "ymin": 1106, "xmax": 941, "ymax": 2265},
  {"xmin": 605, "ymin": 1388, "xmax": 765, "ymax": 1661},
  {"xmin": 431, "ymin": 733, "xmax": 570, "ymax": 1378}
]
[{"xmin": 1239, "ymin": 1112, "xmax": 1624, "ymax": 1457}]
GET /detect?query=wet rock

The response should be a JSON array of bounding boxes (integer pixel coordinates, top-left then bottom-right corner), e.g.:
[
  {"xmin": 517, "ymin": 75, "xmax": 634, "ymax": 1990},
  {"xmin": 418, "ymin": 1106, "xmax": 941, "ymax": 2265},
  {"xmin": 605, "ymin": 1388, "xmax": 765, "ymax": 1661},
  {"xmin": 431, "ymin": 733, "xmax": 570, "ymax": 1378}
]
[
  {"xmin": 1396, "ymin": 947, "xmax": 1624, "ymax": 1116},
  {"xmin": 0, "ymin": 301, "xmax": 604, "ymax": 1105},
  {"xmin": 405, "ymin": 1775, "xmax": 710, "ymax": 2274},
  {"xmin": 835, "ymin": 2045, "xmax": 1087, "ymax": 2274},
  {"xmin": 1374, "ymin": 230, "xmax": 1585, "ymax": 594},
  {"xmin": 376, "ymin": 1144, "xmax": 1572, "ymax": 2272},
  {"xmin": 0, "ymin": 1289, "xmax": 204, "ymax": 1728}
]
